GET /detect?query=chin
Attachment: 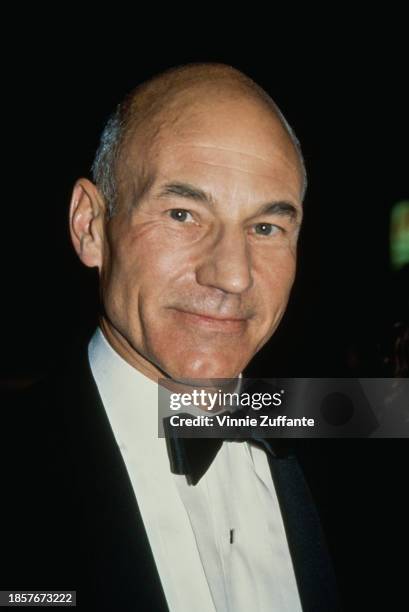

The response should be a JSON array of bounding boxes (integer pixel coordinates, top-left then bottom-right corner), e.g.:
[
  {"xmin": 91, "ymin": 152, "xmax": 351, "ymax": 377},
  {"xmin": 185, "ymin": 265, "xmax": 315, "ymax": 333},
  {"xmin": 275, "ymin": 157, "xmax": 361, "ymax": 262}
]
[{"xmin": 166, "ymin": 354, "xmax": 244, "ymax": 382}]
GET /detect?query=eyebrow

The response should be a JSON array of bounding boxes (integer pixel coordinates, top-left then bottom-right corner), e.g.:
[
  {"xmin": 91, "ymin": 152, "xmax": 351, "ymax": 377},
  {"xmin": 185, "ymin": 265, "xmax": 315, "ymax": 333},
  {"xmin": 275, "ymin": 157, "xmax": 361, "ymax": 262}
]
[
  {"xmin": 258, "ymin": 201, "xmax": 299, "ymax": 221},
  {"xmin": 157, "ymin": 181, "xmax": 300, "ymax": 222},
  {"xmin": 158, "ymin": 182, "xmax": 214, "ymax": 204}
]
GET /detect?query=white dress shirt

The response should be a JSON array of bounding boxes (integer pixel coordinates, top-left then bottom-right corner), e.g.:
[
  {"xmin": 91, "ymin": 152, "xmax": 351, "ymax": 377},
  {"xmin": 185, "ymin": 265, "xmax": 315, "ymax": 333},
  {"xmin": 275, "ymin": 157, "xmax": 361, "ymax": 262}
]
[{"xmin": 88, "ymin": 328, "xmax": 302, "ymax": 612}]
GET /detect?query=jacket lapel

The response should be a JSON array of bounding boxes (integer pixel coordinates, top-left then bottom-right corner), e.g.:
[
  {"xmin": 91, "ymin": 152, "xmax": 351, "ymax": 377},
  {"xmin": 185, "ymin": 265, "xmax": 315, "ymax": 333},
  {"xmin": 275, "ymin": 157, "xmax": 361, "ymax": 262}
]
[
  {"xmin": 260, "ymin": 438, "xmax": 340, "ymax": 612},
  {"xmin": 57, "ymin": 346, "xmax": 169, "ymax": 611}
]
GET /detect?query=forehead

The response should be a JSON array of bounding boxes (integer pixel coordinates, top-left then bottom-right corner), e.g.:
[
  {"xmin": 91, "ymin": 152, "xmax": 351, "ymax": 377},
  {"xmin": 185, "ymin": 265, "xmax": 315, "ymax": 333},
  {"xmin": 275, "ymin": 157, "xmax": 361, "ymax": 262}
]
[{"xmin": 126, "ymin": 96, "xmax": 303, "ymax": 208}]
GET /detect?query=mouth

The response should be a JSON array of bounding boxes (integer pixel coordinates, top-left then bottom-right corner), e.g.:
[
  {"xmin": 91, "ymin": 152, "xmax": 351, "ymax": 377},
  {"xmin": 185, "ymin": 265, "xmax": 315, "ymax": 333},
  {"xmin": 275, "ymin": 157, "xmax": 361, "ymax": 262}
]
[{"xmin": 170, "ymin": 308, "xmax": 249, "ymax": 333}]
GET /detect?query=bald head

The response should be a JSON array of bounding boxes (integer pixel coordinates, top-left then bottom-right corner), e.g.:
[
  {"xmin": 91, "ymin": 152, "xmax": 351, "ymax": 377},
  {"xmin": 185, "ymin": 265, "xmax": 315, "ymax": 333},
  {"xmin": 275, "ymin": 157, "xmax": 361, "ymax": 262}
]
[{"xmin": 92, "ymin": 63, "xmax": 307, "ymax": 216}]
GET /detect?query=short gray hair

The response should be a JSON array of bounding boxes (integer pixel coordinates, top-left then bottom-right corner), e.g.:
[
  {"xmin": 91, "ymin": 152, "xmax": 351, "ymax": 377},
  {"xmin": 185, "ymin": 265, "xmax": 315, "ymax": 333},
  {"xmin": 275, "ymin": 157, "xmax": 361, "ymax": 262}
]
[{"xmin": 91, "ymin": 107, "xmax": 124, "ymax": 217}]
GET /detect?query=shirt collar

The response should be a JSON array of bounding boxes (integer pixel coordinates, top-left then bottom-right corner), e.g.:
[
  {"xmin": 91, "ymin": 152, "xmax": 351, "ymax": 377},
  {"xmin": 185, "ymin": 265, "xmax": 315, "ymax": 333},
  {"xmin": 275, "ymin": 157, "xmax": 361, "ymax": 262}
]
[{"xmin": 88, "ymin": 327, "xmax": 159, "ymax": 446}]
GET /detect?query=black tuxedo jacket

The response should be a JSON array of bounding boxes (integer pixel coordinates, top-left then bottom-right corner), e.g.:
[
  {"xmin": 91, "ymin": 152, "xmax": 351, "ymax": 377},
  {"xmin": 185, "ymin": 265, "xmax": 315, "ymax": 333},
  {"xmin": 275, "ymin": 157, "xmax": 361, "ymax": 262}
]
[{"xmin": 1, "ymin": 344, "xmax": 407, "ymax": 611}]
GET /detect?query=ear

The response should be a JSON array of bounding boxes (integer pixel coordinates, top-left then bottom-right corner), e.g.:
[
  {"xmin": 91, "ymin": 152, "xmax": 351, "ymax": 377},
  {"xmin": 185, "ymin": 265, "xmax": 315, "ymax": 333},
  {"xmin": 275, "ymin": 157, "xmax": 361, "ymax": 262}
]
[{"xmin": 69, "ymin": 178, "xmax": 106, "ymax": 270}]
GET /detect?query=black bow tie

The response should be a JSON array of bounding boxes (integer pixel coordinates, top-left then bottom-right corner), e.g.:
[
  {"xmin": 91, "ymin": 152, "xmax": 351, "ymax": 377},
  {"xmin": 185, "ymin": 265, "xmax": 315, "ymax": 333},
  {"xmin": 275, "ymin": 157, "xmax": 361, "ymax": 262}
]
[
  {"xmin": 162, "ymin": 378, "xmax": 294, "ymax": 484},
  {"xmin": 163, "ymin": 410, "xmax": 292, "ymax": 485},
  {"xmin": 165, "ymin": 433, "xmax": 224, "ymax": 485}
]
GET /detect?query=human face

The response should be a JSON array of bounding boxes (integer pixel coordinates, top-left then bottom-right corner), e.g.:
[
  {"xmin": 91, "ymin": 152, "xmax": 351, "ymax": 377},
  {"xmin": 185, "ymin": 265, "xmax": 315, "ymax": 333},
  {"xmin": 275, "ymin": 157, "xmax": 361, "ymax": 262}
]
[{"xmin": 100, "ymin": 97, "xmax": 303, "ymax": 381}]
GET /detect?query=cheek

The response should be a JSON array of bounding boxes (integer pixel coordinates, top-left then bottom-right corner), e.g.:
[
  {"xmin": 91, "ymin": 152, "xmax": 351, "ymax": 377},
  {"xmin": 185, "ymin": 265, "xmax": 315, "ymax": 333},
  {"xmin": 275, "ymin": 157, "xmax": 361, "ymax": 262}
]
[
  {"xmin": 253, "ymin": 252, "xmax": 296, "ymax": 334},
  {"xmin": 105, "ymin": 226, "xmax": 178, "ymax": 288},
  {"xmin": 102, "ymin": 226, "xmax": 194, "ymax": 335},
  {"xmin": 256, "ymin": 247, "xmax": 296, "ymax": 303},
  {"xmin": 128, "ymin": 221, "xmax": 198, "ymax": 279},
  {"xmin": 273, "ymin": 258, "xmax": 296, "ymax": 295}
]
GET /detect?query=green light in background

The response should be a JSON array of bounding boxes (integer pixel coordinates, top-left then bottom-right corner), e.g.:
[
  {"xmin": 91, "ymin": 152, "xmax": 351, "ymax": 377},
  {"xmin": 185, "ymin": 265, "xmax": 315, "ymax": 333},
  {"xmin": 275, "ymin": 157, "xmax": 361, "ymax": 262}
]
[{"xmin": 390, "ymin": 200, "xmax": 409, "ymax": 270}]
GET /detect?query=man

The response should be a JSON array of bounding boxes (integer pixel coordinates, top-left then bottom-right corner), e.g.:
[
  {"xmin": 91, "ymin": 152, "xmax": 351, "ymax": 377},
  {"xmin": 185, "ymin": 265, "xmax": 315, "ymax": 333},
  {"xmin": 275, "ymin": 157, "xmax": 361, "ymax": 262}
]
[
  {"xmin": 5, "ymin": 62, "xmax": 399, "ymax": 611},
  {"xmin": 73, "ymin": 62, "xmax": 332, "ymax": 607}
]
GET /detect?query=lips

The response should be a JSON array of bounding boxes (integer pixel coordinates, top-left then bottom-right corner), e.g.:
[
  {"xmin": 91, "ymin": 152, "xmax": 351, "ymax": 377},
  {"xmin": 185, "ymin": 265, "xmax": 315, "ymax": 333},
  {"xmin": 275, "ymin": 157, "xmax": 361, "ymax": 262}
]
[{"xmin": 171, "ymin": 308, "xmax": 248, "ymax": 333}]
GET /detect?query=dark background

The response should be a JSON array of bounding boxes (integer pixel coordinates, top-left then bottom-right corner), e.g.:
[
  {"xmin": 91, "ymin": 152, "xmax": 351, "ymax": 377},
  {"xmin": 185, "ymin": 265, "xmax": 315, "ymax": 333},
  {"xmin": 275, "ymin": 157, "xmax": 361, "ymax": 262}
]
[{"xmin": 2, "ymin": 40, "xmax": 407, "ymax": 384}]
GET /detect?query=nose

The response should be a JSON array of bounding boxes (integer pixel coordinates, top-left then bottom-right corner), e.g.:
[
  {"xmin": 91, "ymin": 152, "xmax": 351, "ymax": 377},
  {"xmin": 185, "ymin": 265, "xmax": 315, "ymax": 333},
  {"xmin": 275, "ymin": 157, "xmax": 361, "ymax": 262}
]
[{"xmin": 195, "ymin": 226, "xmax": 253, "ymax": 295}]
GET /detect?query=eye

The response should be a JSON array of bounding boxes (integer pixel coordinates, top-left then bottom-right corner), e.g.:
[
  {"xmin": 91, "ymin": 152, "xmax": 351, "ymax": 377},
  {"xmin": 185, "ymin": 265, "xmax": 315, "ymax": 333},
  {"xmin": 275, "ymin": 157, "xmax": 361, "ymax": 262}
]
[
  {"xmin": 168, "ymin": 209, "xmax": 194, "ymax": 223},
  {"xmin": 253, "ymin": 223, "xmax": 282, "ymax": 236}
]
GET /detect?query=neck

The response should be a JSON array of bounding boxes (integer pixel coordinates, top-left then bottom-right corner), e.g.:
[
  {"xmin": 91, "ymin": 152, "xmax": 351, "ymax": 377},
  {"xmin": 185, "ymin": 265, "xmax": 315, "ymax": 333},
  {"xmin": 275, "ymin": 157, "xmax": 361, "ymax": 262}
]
[{"xmin": 99, "ymin": 317, "xmax": 166, "ymax": 383}]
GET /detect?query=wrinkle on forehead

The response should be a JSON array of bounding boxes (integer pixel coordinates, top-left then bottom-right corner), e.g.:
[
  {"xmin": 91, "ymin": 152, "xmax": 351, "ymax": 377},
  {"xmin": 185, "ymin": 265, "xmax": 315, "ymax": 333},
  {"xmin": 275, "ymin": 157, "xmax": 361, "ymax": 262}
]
[
  {"xmin": 186, "ymin": 158, "xmax": 298, "ymax": 183},
  {"xmin": 119, "ymin": 81, "xmax": 304, "ymax": 207},
  {"xmin": 157, "ymin": 99, "xmax": 301, "ymax": 176},
  {"xmin": 155, "ymin": 137, "xmax": 303, "ymax": 203},
  {"xmin": 167, "ymin": 142, "xmax": 301, "ymax": 175}
]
